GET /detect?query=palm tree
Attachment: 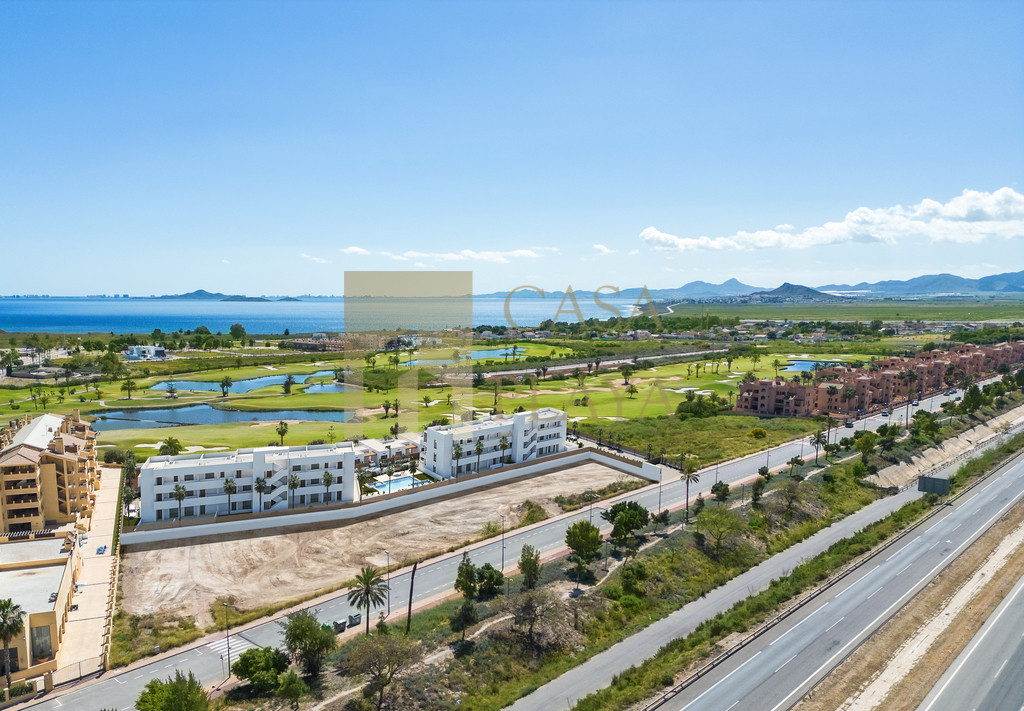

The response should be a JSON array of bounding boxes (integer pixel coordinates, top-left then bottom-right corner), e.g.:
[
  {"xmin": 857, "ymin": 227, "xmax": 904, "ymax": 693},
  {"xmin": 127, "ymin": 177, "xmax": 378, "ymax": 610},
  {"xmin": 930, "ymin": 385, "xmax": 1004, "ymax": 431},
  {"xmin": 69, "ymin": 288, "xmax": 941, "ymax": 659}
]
[
  {"xmin": 219, "ymin": 376, "xmax": 233, "ymax": 397},
  {"xmin": 626, "ymin": 384, "xmax": 638, "ymax": 399},
  {"xmin": 453, "ymin": 443, "xmax": 463, "ymax": 478},
  {"xmin": 282, "ymin": 374, "xmax": 296, "ymax": 394},
  {"xmin": 346, "ymin": 566, "xmax": 389, "ymax": 635},
  {"xmin": 276, "ymin": 421, "xmax": 288, "ymax": 446},
  {"xmin": 809, "ymin": 431, "xmax": 827, "ymax": 465},
  {"xmin": 904, "ymin": 369, "xmax": 919, "ymax": 421},
  {"xmin": 842, "ymin": 387, "xmax": 857, "ymax": 415},
  {"xmin": 160, "ymin": 436, "xmax": 183, "ymax": 456},
  {"xmin": 288, "ymin": 474, "xmax": 300, "ymax": 508},
  {"xmin": 499, "ymin": 436, "xmax": 509, "ymax": 464},
  {"xmin": 475, "ymin": 440, "xmax": 484, "ymax": 473},
  {"xmin": 172, "ymin": 484, "xmax": 187, "ymax": 520},
  {"xmin": 681, "ymin": 458, "xmax": 701, "ymax": 524},
  {"xmin": 0, "ymin": 598, "xmax": 26, "ymax": 690},
  {"xmin": 772, "ymin": 358, "xmax": 782, "ymax": 378},
  {"xmin": 254, "ymin": 477, "xmax": 266, "ymax": 512},
  {"xmin": 223, "ymin": 478, "xmax": 236, "ymax": 515},
  {"xmin": 322, "ymin": 470, "xmax": 333, "ymax": 504},
  {"xmin": 120, "ymin": 377, "xmax": 137, "ymax": 399}
]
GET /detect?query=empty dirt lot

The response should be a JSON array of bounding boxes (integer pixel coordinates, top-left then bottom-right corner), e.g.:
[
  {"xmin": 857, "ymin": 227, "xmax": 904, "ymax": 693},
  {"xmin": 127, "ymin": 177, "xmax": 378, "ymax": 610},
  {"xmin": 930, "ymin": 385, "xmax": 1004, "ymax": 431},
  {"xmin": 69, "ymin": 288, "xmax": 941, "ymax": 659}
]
[{"xmin": 121, "ymin": 461, "xmax": 639, "ymax": 625}]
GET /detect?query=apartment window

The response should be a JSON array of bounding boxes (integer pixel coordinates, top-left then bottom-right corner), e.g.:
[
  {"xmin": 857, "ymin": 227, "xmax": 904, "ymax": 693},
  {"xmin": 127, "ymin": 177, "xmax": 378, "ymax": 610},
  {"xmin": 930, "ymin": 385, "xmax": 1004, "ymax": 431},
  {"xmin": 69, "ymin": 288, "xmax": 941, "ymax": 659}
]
[
  {"xmin": 242, "ymin": 501, "xmax": 251, "ymax": 510},
  {"xmin": 236, "ymin": 470, "xmax": 242, "ymax": 476},
  {"xmin": 184, "ymin": 506, "xmax": 194, "ymax": 516},
  {"xmin": 292, "ymin": 465, "xmax": 301, "ymax": 472},
  {"xmin": 156, "ymin": 510, "xmax": 163, "ymax": 521},
  {"xmin": 155, "ymin": 493, "xmax": 162, "ymax": 502},
  {"xmin": 337, "ymin": 461, "xmax": 343, "ymax": 468},
  {"xmin": 311, "ymin": 463, "xmax": 320, "ymax": 470},
  {"xmin": 205, "ymin": 472, "xmax": 214, "ymax": 480},
  {"xmin": 184, "ymin": 474, "xmax": 194, "ymax": 482},
  {"xmin": 155, "ymin": 477, "xmax": 162, "ymax": 486}
]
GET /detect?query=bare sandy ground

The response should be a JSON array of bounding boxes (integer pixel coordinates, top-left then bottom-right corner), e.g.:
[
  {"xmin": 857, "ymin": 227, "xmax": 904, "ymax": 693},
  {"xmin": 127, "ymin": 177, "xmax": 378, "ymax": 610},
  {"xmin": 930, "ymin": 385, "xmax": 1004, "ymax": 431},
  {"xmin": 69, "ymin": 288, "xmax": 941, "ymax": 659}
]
[{"xmin": 121, "ymin": 462, "xmax": 636, "ymax": 625}]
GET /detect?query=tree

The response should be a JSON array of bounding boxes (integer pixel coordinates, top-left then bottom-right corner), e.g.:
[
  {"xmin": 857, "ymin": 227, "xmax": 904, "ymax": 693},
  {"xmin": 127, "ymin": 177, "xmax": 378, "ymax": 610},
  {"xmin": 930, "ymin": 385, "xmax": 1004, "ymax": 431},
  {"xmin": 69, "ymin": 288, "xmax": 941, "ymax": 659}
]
[
  {"xmin": 254, "ymin": 477, "xmax": 267, "ymax": 512},
  {"xmin": 449, "ymin": 599, "xmax": 478, "ymax": 642},
  {"xmin": 748, "ymin": 427, "xmax": 767, "ymax": 440},
  {"xmin": 229, "ymin": 323, "xmax": 247, "ymax": 340},
  {"xmin": 694, "ymin": 506, "xmax": 746, "ymax": 554},
  {"xmin": 475, "ymin": 439, "xmax": 484, "ymax": 472},
  {"xmin": 564, "ymin": 520, "xmax": 602, "ymax": 584},
  {"xmin": 120, "ymin": 377, "xmax": 137, "ymax": 399},
  {"xmin": 452, "ymin": 443, "xmax": 463, "ymax": 478},
  {"xmin": 477, "ymin": 563, "xmax": 505, "ymax": 596},
  {"xmin": 619, "ymin": 364, "xmax": 633, "ymax": 384},
  {"xmin": 280, "ymin": 609, "xmax": 337, "ymax": 676},
  {"xmin": 0, "ymin": 599, "xmax": 26, "ymax": 690},
  {"xmin": 276, "ymin": 670, "xmax": 308, "ymax": 710},
  {"xmin": 276, "ymin": 421, "xmax": 289, "ymax": 446},
  {"xmin": 322, "ymin": 470, "xmax": 333, "ymax": 504},
  {"xmin": 135, "ymin": 670, "xmax": 209, "ymax": 711},
  {"xmin": 283, "ymin": 374, "xmax": 296, "ymax": 394},
  {"xmin": 122, "ymin": 485, "xmax": 139, "ymax": 516},
  {"xmin": 222, "ymin": 478, "xmax": 237, "ymax": 515},
  {"xmin": 172, "ymin": 484, "xmax": 187, "ymax": 520},
  {"xmin": 751, "ymin": 477, "xmax": 766, "ymax": 505},
  {"xmin": 809, "ymin": 430, "xmax": 827, "ymax": 465},
  {"xmin": 455, "ymin": 552, "xmax": 478, "ymax": 599},
  {"xmin": 231, "ymin": 646, "xmax": 289, "ymax": 695},
  {"xmin": 219, "ymin": 376, "xmax": 233, "ymax": 396},
  {"xmin": 611, "ymin": 508, "xmax": 646, "ymax": 548},
  {"xmin": 508, "ymin": 588, "xmax": 561, "ymax": 649},
  {"xmin": 159, "ymin": 437, "xmax": 183, "ymax": 456},
  {"xmin": 518, "ymin": 544, "xmax": 541, "ymax": 591},
  {"xmin": 347, "ymin": 632, "xmax": 421, "ymax": 711},
  {"xmin": 855, "ymin": 432, "xmax": 878, "ymax": 463},
  {"xmin": 680, "ymin": 458, "xmax": 701, "ymax": 523},
  {"xmin": 499, "ymin": 435, "xmax": 510, "ymax": 464},
  {"xmin": 287, "ymin": 474, "xmax": 300, "ymax": 508},
  {"xmin": 626, "ymin": 383, "xmax": 639, "ymax": 399},
  {"xmin": 347, "ymin": 567, "xmax": 389, "ymax": 635}
]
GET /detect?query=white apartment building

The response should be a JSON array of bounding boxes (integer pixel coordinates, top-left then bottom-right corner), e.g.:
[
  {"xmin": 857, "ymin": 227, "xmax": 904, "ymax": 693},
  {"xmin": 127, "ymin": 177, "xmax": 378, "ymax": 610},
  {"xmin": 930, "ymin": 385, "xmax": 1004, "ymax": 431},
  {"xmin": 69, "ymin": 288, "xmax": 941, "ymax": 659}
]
[
  {"xmin": 422, "ymin": 408, "xmax": 567, "ymax": 479},
  {"xmin": 125, "ymin": 345, "xmax": 167, "ymax": 361},
  {"xmin": 138, "ymin": 437, "xmax": 418, "ymax": 523}
]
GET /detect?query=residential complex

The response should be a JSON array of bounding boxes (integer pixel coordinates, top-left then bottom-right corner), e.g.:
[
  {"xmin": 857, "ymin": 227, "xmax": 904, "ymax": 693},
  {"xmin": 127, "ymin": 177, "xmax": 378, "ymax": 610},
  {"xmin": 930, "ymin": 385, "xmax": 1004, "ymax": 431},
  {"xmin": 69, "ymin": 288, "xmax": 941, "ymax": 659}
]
[
  {"xmin": 138, "ymin": 436, "xmax": 419, "ymax": 523},
  {"xmin": 0, "ymin": 536, "xmax": 81, "ymax": 685},
  {"xmin": 735, "ymin": 342, "xmax": 1024, "ymax": 417},
  {"xmin": 421, "ymin": 407, "xmax": 567, "ymax": 478},
  {"xmin": 0, "ymin": 411, "xmax": 98, "ymax": 536}
]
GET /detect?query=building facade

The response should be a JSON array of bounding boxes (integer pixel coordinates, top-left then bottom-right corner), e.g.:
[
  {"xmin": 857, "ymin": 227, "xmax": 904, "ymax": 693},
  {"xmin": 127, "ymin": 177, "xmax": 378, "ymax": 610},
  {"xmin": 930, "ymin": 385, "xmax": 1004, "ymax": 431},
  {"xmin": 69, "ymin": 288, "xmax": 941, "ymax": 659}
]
[
  {"xmin": 735, "ymin": 342, "xmax": 1024, "ymax": 418},
  {"xmin": 421, "ymin": 408, "xmax": 567, "ymax": 479},
  {"xmin": 138, "ymin": 437, "xmax": 420, "ymax": 523},
  {"xmin": 0, "ymin": 412, "xmax": 98, "ymax": 536}
]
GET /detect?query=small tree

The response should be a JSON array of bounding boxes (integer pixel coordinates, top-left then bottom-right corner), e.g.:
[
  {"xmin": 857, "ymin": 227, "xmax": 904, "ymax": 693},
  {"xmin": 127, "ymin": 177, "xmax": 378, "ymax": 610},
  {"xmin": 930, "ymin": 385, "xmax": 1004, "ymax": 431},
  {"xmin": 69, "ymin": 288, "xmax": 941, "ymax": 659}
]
[
  {"xmin": 223, "ymin": 478, "xmax": 237, "ymax": 514},
  {"xmin": 276, "ymin": 670, "xmax": 308, "ymax": 710},
  {"xmin": 282, "ymin": 374, "xmax": 296, "ymax": 394},
  {"xmin": 449, "ymin": 599, "xmax": 478, "ymax": 642},
  {"xmin": 564, "ymin": 520, "xmax": 602, "ymax": 586},
  {"xmin": 751, "ymin": 477, "xmax": 766, "ymax": 505},
  {"xmin": 322, "ymin": 470, "xmax": 334, "ymax": 504},
  {"xmin": 159, "ymin": 437, "xmax": 183, "ymax": 456},
  {"xmin": 710, "ymin": 480, "xmax": 730, "ymax": 502},
  {"xmin": 518, "ymin": 544, "xmax": 541, "ymax": 591},
  {"xmin": 347, "ymin": 567, "xmax": 389, "ymax": 635},
  {"xmin": 135, "ymin": 670, "xmax": 209, "ymax": 711},
  {"xmin": 254, "ymin": 477, "xmax": 267, "ymax": 512},
  {"xmin": 287, "ymin": 474, "xmax": 300, "ymax": 508},
  {"xmin": 694, "ymin": 506, "xmax": 745, "ymax": 554},
  {"xmin": 276, "ymin": 421, "xmax": 289, "ymax": 446},
  {"xmin": 476, "ymin": 563, "xmax": 505, "ymax": 596},
  {"xmin": 455, "ymin": 552, "xmax": 478, "ymax": 599},
  {"xmin": 347, "ymin": 632, "xmax": 421, "ymax": 711},
  {"xmin": 219, "ymin": 376, "xmax": 233, "ymax": 397},
  {"xmin": 280, "ymin": 609, "xmax": 337, "ymax": 676},
  {"xmin": 0, "ymin": 598, "xmax": 26, "ymax": 690},
  {"xmin": 172, "ymin": 484, "xmax": 187, "ymax": 520},
  {"xmin": 231, "ymin": 646, "xmax": 289, "ymax": 694}
]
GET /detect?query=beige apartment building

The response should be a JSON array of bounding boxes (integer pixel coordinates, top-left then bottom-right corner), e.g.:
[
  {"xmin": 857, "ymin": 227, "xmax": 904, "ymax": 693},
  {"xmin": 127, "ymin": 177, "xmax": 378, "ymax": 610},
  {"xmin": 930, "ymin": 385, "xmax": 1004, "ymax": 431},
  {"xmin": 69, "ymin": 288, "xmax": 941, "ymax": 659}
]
[
  {"xmin": 735, "ymin": 342, "xmax": 1024, "ymax": 418},
  {"xmin": 0, "ymin": 411, "xmax": 99, "ymax": 536}
]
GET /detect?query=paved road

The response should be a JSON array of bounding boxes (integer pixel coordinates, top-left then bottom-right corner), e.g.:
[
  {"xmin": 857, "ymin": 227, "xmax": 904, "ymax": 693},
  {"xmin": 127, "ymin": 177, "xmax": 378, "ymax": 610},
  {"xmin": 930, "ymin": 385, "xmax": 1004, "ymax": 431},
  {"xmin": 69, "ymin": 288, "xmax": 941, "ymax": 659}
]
[
  {"xmin": 918, "ymin": 565, "xmax": 1024, "ymax": 710},
  {"xmin": 655, "ymin": 436, "xmax": 1024, "ymax": 711},
  {"xmin": 19, "ymin": 387, "xmax": 976, "ymax": 710}
]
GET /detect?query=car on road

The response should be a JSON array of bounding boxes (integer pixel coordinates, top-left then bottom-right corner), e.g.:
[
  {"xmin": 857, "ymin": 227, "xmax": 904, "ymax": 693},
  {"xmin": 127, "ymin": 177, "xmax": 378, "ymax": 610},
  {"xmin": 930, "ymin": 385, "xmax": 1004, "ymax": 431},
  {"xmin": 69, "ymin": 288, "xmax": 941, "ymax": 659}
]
[{"xmin": 911, "ymin": 400, "xmax": 919, "ymax": 406}]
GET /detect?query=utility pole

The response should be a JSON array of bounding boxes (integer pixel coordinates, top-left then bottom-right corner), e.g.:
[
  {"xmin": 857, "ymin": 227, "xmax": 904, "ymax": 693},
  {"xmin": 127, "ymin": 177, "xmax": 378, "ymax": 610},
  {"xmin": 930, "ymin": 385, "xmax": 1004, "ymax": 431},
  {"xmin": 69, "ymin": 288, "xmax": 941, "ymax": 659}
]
[{"xmin": 405, "ymin": 558, "xmax": 421, "ymax": 635}]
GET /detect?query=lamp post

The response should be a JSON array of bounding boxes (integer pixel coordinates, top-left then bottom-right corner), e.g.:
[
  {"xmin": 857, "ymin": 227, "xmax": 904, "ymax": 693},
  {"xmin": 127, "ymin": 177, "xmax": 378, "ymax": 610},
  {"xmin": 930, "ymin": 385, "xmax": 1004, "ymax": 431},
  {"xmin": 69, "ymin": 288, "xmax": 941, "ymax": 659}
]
[
  {"xmin": 222, "ymin": 601, "xmax": 231, "ymax": 679},
  {"xmin": 500, "ymin": 514, "xmax": 508, "ymax": 596},
  {"xmin": 405, "ymin": 556, "xmax": 423, "ymax": 635},
  {"xmin": 384, "ymin": 550, "xmax": 391, "ymax": 617}
]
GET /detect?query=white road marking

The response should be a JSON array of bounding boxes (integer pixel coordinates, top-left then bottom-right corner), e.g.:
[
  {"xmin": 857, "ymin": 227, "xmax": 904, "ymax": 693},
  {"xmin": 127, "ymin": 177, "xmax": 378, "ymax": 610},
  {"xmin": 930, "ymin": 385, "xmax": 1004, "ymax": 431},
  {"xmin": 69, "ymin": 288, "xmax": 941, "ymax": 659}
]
[{"xmin": 826, "ymin": 616, "xmax": 845, "ymax": 632}]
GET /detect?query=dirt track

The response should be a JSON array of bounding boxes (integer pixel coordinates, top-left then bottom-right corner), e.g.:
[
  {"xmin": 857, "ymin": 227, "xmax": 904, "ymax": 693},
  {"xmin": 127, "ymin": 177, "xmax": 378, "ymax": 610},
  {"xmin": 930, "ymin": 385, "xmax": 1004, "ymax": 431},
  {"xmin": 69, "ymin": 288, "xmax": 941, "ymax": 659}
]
[{"xmin": 121, "ymin": 462, "xmax": 636, "ymax": 625}]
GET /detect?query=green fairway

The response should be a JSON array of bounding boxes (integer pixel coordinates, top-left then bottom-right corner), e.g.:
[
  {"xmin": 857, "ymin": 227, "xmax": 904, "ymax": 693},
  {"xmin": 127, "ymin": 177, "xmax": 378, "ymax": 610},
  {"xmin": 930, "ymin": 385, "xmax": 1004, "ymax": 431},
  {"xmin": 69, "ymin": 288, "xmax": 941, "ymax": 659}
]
[{"xmin": 656, "ymin": 299, "xmax": 1024, "ymax": 322}]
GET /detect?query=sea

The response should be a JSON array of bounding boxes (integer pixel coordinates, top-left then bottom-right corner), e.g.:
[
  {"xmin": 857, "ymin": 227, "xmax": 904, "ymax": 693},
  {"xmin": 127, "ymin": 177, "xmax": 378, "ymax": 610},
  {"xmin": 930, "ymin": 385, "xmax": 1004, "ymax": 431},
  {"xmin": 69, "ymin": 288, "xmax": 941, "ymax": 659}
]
[{"xmin": 0, "ymin": 294, "xmax": 647, "ymax": 334}]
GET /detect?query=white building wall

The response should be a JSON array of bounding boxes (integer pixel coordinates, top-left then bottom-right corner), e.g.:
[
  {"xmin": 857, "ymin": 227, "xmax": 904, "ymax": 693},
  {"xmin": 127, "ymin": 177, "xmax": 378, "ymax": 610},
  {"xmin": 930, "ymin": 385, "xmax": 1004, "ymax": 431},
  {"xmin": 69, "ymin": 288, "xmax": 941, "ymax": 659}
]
[{"xmin": 421, "ymin": 408, "xmax": 567, "ymax": 479}]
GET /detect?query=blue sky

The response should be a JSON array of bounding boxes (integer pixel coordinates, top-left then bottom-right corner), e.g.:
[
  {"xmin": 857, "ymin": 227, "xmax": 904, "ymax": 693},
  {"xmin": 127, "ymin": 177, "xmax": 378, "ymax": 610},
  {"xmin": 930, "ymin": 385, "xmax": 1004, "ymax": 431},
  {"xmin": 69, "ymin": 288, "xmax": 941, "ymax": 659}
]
[{"xmin": 2, "ymin": 0, "xmax": 1022, "ymax": 295}]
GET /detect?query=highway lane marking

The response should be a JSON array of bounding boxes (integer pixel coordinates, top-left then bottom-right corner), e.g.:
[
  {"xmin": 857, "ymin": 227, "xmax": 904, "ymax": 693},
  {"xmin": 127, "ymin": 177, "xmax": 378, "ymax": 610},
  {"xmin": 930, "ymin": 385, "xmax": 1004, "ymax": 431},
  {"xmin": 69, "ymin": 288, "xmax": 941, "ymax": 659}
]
[
  {"xmin": 770, "ymin": 603, "xmax": 827, "ymax": 646},
  {"xmin": 775, "ymin": 654, "xmax": 797, "ymax": 673},
  {"xmin": 826, "ymin": 616, "xmax": 844, "ymax": 632},
  {"xmin": 726, "ymin": 700, "xmax": 740, "ymax": 710},
  {"xmin": 866, "ymin": 588, "xmax": 880, "ymax": 600},
  {"xmin": 896, "ymin": 563, "xmax": 913, "ymax": 576},
  {"xmin": 996, "ymin": 659, "xmax": 1009, "ymax": 678},
  {"xmin": 113, "ymin": 677, "xmax": 124, "ymax": 685},
  {"xmin": 776, "ymin": 465, "xmax": 1024, "ymax": 711},
  {"xmin": 885, "ymin": 545, "xmax": 912, "ymax": 562},
  {"xmin": 680, "ymin": 650, "xmax": 761, "ymax": 710},
  {"xmin": 834, "ymin": 566, "xmax": 879, "ymax": 599}
]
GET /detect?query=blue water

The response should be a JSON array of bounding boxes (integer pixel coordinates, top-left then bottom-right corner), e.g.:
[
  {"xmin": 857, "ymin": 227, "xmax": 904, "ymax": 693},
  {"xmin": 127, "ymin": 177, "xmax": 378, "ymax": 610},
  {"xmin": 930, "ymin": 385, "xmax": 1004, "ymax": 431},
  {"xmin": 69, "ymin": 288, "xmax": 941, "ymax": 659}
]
[
  {"xmin": 303, "ymin": 382, "xmax": 358, "ymax": 394},
  {"xmin": 89, "ymin": 404, "xmax": 353, "ymax": 431},
  {"xmin": 152, "ymin": 370, "xmax": 338, "ymax": 393},
  {"xmin": 370, "ymin": 475, "xmax": 431, "ymax": 494},
  {"xmin": 784, "ymin": 360, "xmax": 841, "ymax": 372},
  {"xmin": 0, "ymin": 295, "xmax": 643, "ymax": 334}
]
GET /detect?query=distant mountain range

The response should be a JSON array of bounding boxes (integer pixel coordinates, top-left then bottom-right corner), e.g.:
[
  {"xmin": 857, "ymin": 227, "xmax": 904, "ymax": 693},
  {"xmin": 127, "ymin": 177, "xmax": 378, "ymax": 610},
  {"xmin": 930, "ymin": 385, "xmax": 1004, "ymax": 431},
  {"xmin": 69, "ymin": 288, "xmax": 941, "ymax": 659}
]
[
  {"xmin": 155, "ymin": 290, "xmax": 293, "ymax": 302},
  {"xmin": 817, "ymin": 269, "xmax": 1024, "ymax": 296},
  {"xmin": 754, "ymin": 283, "xmax": 843, "ymax": 301}
]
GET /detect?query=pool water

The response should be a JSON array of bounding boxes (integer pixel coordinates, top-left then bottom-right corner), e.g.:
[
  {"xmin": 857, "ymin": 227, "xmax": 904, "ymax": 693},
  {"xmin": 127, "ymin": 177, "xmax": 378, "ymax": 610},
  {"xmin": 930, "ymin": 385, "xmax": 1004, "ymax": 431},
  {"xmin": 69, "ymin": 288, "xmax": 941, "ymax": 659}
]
[{"xmin": 370, "ymin": 475, "xmax": 432, "ymax": 493}]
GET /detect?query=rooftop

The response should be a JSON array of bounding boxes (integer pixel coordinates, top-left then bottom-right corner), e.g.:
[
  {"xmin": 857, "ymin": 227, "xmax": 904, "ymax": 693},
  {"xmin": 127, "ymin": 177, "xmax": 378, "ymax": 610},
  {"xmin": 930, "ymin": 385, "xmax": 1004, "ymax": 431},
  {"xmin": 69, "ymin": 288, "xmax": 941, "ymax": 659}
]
[
  {"xmin": 0, "ymin": 564, "xmax": 68, "ymax": 615},
  {"xmin": 6, "ymin": 414, "xmax": 64, "ymax": 454}
]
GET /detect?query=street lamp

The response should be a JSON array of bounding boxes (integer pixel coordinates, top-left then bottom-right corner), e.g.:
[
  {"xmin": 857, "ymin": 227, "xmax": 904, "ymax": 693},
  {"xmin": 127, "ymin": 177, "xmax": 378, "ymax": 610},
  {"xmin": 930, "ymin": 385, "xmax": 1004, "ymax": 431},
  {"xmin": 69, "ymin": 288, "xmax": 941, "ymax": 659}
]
[
  {"xmin": 222, "ymin": 601, "xmax": 231, "ymax": 679},
  {"xmin": 500, "ymin": 514, "xmax": 508, "ymax": 596},
  {"xmin": 406, "ymin": 556, "xmax": 423, "ymax": 635},
  {"xmin": 384, "ymin": 550, "xmax": 391, "ymax": 616}
]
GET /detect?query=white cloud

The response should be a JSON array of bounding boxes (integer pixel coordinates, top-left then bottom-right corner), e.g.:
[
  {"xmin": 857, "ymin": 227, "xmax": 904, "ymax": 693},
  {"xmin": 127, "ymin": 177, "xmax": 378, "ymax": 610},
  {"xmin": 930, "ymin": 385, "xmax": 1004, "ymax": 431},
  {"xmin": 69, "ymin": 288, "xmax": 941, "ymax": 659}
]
[
  {"xmin": 593, "ymin": 243, "xmax": 615, "ymax": 255},
  {"xmin": 382, "ymin": 249, "xmax": 541, "ymax": 264},
  {"xmin": 221, "ymin": 259, "xmax": 230, "ymax": 264},
  {"xmin": 299, "ymin": 253, "xmax": 328, "ymax": 264},
  {"xmin": 340, "ymin": 246, "xmax": 370, "ymax": 255},
  {"xmin": 628, "ymin": 249, "xmax": 640, "ymax": 256},
  {"xmin": 641, "ymin": 188, "xmax": 1024, "ymax": 252}
]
